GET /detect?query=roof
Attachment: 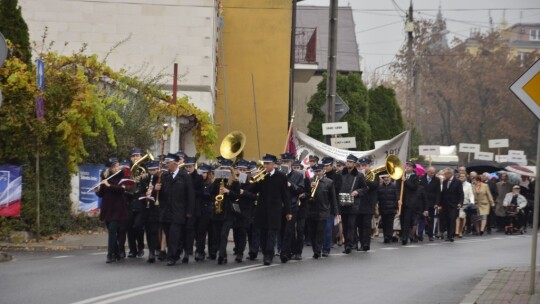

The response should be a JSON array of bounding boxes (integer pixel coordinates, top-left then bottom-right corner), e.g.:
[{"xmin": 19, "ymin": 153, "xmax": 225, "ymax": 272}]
[{"xmin": 296, "ymin": 6, "xmax": 361, "ymax": 72}]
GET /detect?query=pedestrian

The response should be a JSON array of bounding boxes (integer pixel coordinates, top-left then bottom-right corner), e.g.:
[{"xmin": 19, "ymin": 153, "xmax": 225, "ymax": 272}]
[
  {"xmin": 439, "ymin": 168, "xmax": 464, "ymax": 242},
  {"xmin": 456, "ymin": 172, "xmax": 474, "ymax": 238},
  {"xmin": 472, "ymin": 175, "xmax": 494, "ymax": 236},
  {"xmin": 377, "ymin": 174, "xmax": 398, "ymax": 243},
  {"xmin": 419, "ymin": 166, "xmax": 441, "ymax": 241}
]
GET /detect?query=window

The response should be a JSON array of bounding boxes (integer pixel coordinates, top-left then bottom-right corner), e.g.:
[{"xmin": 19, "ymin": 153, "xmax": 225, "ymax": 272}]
[{"xmin": 530, "ymin": 29, "xmax": 540, "ymax": 41}]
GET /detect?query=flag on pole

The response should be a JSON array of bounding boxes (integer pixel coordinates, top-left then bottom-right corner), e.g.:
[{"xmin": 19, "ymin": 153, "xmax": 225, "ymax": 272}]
[{"xmin": 286, "ymin": 127, "xmax": 297, "ymax": 157}]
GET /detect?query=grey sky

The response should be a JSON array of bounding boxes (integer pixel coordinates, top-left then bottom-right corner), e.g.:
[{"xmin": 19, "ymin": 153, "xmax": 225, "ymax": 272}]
[{"xmin": 299, "ymin": 0, "xmax": 540, "ymax": 78}]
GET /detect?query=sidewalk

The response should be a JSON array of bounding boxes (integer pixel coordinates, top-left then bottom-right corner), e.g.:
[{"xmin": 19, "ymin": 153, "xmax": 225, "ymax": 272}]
[
  {"xmin": 0, "ymin": 232, "xmax": 109, "ymax": 251},
  {"xmin": 460, "ymin": 267, "xmax": 540, "ymax": 304}
]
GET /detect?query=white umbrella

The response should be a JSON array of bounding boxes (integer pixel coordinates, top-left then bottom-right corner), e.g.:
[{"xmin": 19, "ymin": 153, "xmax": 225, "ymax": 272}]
[{"xmin": 505, "ymin": 165, "xmax": 535, "ymax": 177}]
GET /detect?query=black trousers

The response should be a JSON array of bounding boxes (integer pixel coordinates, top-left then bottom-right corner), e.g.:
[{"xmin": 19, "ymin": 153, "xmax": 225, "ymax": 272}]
[
  {"xmin": 400, "ymin": 207, "xmax": 415, "ymax": 241},
  {"xmin": 117, "ymin": 220, "xmax": 128, "ymax": 255},
  {"xmin": 259, "ymin": 228, "xmax": 278, "ymax": 258},
  {"xmin": 293, "ymin": 217, "xmax": 306, "ymax": 255},
  {"xmin": 106, "ymin": 221, "xmax": 126, "ymax": 258},
  {"xmin": 280, "ymin": 212, "xmax": 296, "ymax": 257},
  {"xmin": 209, "ymin": 219, "xmax": 223, "ymax": 257},
  {"xmin": 306, "ymin": 219, "xmax": 326, "ymax": 255},
  {"xmin": 181, "ymin": 216, "xmax": 196, "ymax": 256},
  {"xmin": 441, "ymin": 206, "xmax": 458, "ymax": 239},
  {"xmin": 247, "ymin": 223, "xmax": 260, "ymax": 257},
  {"xmin": 380, "ymin": 213, "xmax": 395, "ymax": 240},
  {"xmin": 341, "ymin": 214, "xmax": 357, "ymax": 250},
  {"xmin": 194, "ymin": 213, "xmax": 210, "ymax": 255},
  {"xmin": 127, "ymin": 210, "xmax": 145, "ymax": 253},
  {"xmin": 162, "ymin": 222, "xmax": 184, "ymax": 260},
  {"xmin": 144, "ymin": 222, "xmax": 160, "ymax": 254},
  {"xmin": 232, "ymin": 217, "xmax": 248, "ymax": 256},
  {"xmin": 356, "ymin": 213, "xmax": 373, "ymax": 248}
]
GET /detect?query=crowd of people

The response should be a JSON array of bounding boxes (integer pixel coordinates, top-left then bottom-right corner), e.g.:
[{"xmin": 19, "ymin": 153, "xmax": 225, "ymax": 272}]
[{"xmin": 95, "ymin": 149, "xmax": 536, "ymax": 265}]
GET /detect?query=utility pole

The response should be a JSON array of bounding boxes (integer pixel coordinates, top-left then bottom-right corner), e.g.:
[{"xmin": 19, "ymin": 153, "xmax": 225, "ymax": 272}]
[
  {"xmin": 405, "ymin": 1, "xmax": 414, "ymax": 158},
  {"xmin": 288, "ymin": 0, "xmax": 298, "ymax": 121},
  {"xmin": 325, "ymin": 0, "xmax": 338, "ymax": 145}
]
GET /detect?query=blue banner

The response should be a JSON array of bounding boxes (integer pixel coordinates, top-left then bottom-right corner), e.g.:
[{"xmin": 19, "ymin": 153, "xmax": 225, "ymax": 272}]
[
  {"xmin": 78, "ymin": 164, "xmax": 104, "ymax": 212},
  {"xmin": 0, "ymin": 165, "xmax": 22, "ymax": 217}
]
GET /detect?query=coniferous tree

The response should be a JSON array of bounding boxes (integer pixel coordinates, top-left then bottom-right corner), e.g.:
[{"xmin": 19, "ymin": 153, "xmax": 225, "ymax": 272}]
[{"xmin": 0, "ymin": 0, "xmax": 32, "ymax": 64}]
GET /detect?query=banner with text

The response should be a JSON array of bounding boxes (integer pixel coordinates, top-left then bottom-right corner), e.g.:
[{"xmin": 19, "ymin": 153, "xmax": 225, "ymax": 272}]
[
  {"xmin": 78, "ymin": 164, "xmax": 104, "ymax": 212},
  {"xmin": 295, "ymin": 130, "xmax": 409, "ymax": 169},
  {"xmin": 0, "ymin": 165, "xmax": 22, "ymax": 217}
]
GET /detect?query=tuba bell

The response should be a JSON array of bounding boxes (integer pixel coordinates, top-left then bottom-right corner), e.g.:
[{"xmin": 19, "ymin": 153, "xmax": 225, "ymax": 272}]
[
  {"xmin": 365, "ymin": 155, "xmax": 403, "ymax": 181},
  {"xmin": 220, "ymin": 131, "xmax": 246, "ymax": 161},
  {"xmin": 131, "ymin": 150, "xmax": 154, "ymax": 180}
]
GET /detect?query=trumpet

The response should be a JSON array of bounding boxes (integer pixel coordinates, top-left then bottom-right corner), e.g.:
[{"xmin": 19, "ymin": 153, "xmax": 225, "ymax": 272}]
[
  {"xmin": 249, "ymin": 163, "xmax": 267, "ymax": 184},
  {"xmin": 215, "ymin": 179, "xmax": 225, "ymax": 214},
  {"xmin": 310, "ymin": 176, "xmax": 320, "ymax": 202}
]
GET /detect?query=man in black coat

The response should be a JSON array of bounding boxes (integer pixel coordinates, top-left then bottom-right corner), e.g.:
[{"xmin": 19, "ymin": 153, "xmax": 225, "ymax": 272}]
[
  {"xmin": 440, "ymin": 168, "xmax": 464, "ymax": 242},
  {"xmin": 182, "ymin": 157, "xmax": 204, "ymax": 263},
  {"xmin": 419, "ymin": 166, "xmax": 441, "ymax": 241},
  {"xmin": 356, "ymin": 157, "xmax": 379, "ymax": 251},
  {"xmin": 249, "ymin": 154, "xmax": 292, "ymax": 265},
  {"xmin": 292, "ymin": 160, "xmax": 309, "ymax": 260},
  {"xmin": 396, "ymin": 161, "xmax": 420, "ymax": 245},
  {"xmin": 125, "ymin": 148, "xmax": 147, "ymax": 258},
  {"xmin": 142, "ymin": 161, "xmax": 161, "ymax": 263},
  {"xmin": 307, "ymin": 164, "xmax": 339, "ymax": 259},
  {"xmin": 377, "ymin": 175, "xmax": 398, "ymax": 243},
  {"xmin": 321, "ymin": 156, "xmax": 341, "ymax": 255},
  {"xmin": 155, "ymin": 153, "xmax": 195, "ymax": 266},
  {"xmin": 279, "ymin": 153, "xmax": 305, "ymax": 263}
]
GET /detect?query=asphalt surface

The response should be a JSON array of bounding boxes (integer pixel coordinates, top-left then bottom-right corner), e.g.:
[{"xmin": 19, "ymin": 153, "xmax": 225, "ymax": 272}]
[{"xmin": 0, "ymin": 234, "xmax": 537, "ymax": 304}]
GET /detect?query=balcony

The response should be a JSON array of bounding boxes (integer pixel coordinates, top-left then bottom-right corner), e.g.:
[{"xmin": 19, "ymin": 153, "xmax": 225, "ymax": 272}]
[{"xmin": 294, "ymin": 27, "xmax": 318, "ymax": 82}]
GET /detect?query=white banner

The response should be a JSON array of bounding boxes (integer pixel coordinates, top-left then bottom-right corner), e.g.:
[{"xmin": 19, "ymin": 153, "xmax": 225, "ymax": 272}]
[
  {"xmin": 419, "ymin": 145, "xmax": 441, "ymax": 156},
  {"xmin": 488, "ymin": 138, "xmax": 509, "ymax": 148},
  {"xmin": 459, "ymin": 143, "xmax": 480, "ymax": 153},
  {"xmin": 295, "ymin": 130, "xmax": 410, "ymax": 169},
  {"xmin": 475, "ymin": 152, "xmax": 494, "ymax": 161},
  {"xmin": 495, "ymin": 155, "xmax": 509, "ymax": 163},
  {"xmin": 508, "ymin": 150, "xmax": 524, "ymax": 156}
]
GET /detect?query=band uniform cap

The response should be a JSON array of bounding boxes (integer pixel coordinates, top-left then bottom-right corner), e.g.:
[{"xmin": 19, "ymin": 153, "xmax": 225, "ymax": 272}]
[
  {"xmin": 336, "ymin": 160, "xmax": 346, "ymax": 166},
  {"xmin": 357, "ymin": 157, "xmax": 372, "ymax": 164},
  {"xmin": 129, "ymin": 148, "xmax": 143, "ymax": 156},
  {"xmin": 379, "ymin": 174, "xmax": 390, "ymax": 178},
  {"xmin": 220, "ymin": 159, "xmax": 234, "ymax": 167},
  {"xmin": 183, "ymin": 157, "xmax": 196, "ymax": 165},
  {"xmin": 346, "ymin": 154, "xmax": 358, "ymax": 163},
  {"xmin": 280, "ymin": 152, "xmax": 295, "ymax": 161},
  {"xmin": 175, "ymin": 150, "xmax": 187, "ymax": 159},
  {"xmin": 198, "ymin": 163, "xmax": 211, "ymax": 173},
  {"xmin": 147, "ymin": 161, "xmax": 159, "ymax": 169},
  {"xmin": 106, "ymin": 157, "xmax": 119, "ymax": 168},
  {"xmin": 119, "ymin": 160, "xmax": 130, "ymax": 168},
  {"xmin": 165, "ymin": 153, "xmax": 180, "ymax": 163},
  {"xmin": 248, "ymin": 161, "xmax": 258, "ymax": 171},
  {"xmin": 262, "ymin": 154, "xmax": 278, "ymax": 163},
  {"xmin": 405, "ymin": 160, "xmax": 416, "ymax": 169},
  {"xmin": 216, "ymin": 156, "xmax": 226, "ymax": 164},
  {"xmin": 292, "ymin": 160, "xmax": 303, "ymax": 168},
  {"xmin": 235, "ymin": 160, "xmax": 250, "ymax": 169},
  {"xmin": 313, "ymin": 163, "xmax": 325, "ymax": 171},
  {"xmin": 321, "ymin": 156, "xmax": 334, "ymax": 165},
  {"xmin": 308, "ymin": 155, "xmax": 319, "ymax": 161}
]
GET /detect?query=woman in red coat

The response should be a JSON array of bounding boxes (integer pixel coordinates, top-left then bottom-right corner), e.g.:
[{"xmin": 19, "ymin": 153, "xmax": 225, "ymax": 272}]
[{"xmin": 96, "ymin": 158, "xmax": 129, "ymax": 263}]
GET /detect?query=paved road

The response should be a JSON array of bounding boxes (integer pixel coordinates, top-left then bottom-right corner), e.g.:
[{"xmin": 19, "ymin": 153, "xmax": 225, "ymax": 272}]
[{"xmin": 1, "ymin": 234, "xmax": 537, "ymax": 304}]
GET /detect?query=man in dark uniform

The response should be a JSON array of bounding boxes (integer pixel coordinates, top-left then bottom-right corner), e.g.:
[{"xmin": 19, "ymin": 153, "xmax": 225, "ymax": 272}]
[
  {"xmin": 419, "ymin": 166, "xmax": 441, "ymax": 241},
  {"xmin": 356, "ymin": 157, "xmax": 379, "ymax": 251},
  {"xmin": 181, "ymin": 156, "xmax": 203, "ymax": 263},
  {"xmin": 143, "ymin": 161, "xmax": 160, "ymax": 263},
  {"xmin": 397, "ymin": 161, "xmax": 420, "ymax": 245},
  {"xmin": 321, "ymin": 156, "xmax": 341, "ymax": 256},
  {"xmin": 307, "ymin": 163, "xmax": 338, "ymax": 259},
  {"xmin": 292, "ymin": 160, "xmax": 308, "ymax": 260},
  {"xmin": 339, "ymin": 154, "xmax": 366, "ymax": 254},
  {"xmin": 279, "ymin": 153, "xmax": 305, "ymax": 263},
  {"xmin": 246, "ymin": 161, "xmax": 261, "ymax": 261},
  {"xmin": 126, "ymin": 148, "xmax": 147, "ymax": 258},
  {"xmin": 249, "ymin": 154, "xmax": 292, "ymax": 265},
  {"xmin": 155, "ymin": 153, "xmax": 195, "ymax": 266},
  {"xmin": 232, "ymin": 160, "xmax": 257, "ymax": 262}
]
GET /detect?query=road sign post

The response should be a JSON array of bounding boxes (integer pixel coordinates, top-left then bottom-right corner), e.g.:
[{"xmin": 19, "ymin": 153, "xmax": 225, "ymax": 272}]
[
  {"xmin": 322, "ymin": 122, "xmax": 348, "ymax": 135},
  {"xmin": 509, "ymin": 59, "xmax": 540, "ymax": 295}
]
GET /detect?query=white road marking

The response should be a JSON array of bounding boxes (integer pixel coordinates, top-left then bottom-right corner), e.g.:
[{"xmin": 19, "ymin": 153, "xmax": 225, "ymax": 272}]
[
  {"xmin": 380, "ymin": 247, "xmax": 399, "ymax": 250},
  {"xmin": 426, "ymin": 243, "xmax": 441, "ymax": 246},
  {"xmin": 71, "ymin": 264, "xmax": 274, "ymax": 304},
  {"xmin": 52, "ymin": 255, "xmax": 73, "ymax": 259},
  {"xmin": 90, "ymin": 252, "xmax": 107, "ymax": 255},
  {"xmin": 403, "ymin": 245, "xmax": 421, "ymax": 248}
]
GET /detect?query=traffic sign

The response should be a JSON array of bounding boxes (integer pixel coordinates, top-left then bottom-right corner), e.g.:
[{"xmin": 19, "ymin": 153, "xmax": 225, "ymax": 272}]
[
  {"xmin": 322, "ymin": 122, "xmax": 348, "ymax": 135},
  {"xmin": 510, "ymin": 58, "xmax": 540, "ymax": 120},
  {"xmin": 331, "ymin": 137, "xmax": 356, "ymax": 149},
  {"xmin": 475, "ymin": 152, "xmax": 494, "ymax": 161},
  {"xmin": 36, "ymin": 95, "xmax": 45, "ymax": 121},
  {"xmin": 320, "ymin": 94, "xmax": 350, "ymax": 122},
  {"xmin": 419, "ymin": 145, "xmax": 441, "ymax": 156},
  {"xmin": 36, "ymin": 59, "xmax": 45, "ymax": 91},
  {"xmin": 488, "ymin": 138, "xmax": 509, "ymax": 148},
  {"xmin": 459, "ymin": 143, "xmax": 480, "ymax": 153}
]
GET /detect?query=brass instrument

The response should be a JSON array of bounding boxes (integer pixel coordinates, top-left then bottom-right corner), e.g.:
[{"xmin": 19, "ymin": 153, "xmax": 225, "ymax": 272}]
[
  {"xmin": 365, "ymin": 155, "xmax": 404, "ymax": 181},
  {"xmin": 309, "ymin": 175, "xmax": 320, "ymax": 201},
  {"xmin": 145, "ymin": 174, "xmax": 154, "ymax": 208},
  {"xmin": 249, "ymin": 163, "xmax": 267, "ymax": 184},
  {"xmin": 220, "ymin": 131, "xmax": 246, "ymax": 160},
  {"xmin": 215, "ymin": 179, "xmax": 225, "ymax": 214},
  {"xmin": 131, "ymin": 150, "xmax": 155, "ymax": 180},
  {"xmin": 155, "ymin": 123, "xmax": 170, "ymax": 206}
]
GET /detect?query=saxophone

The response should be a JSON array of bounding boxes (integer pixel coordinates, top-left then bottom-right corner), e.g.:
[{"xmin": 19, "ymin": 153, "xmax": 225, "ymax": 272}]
[{"xmin": 214, "ymin": 179, "xmax": 225, "ymax": 214}]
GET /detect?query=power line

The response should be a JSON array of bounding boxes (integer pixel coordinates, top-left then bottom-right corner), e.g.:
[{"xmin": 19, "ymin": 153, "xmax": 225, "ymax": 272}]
[{"xmin": 356, "ymin": 20, "xmax": 402, "ymax": 34}]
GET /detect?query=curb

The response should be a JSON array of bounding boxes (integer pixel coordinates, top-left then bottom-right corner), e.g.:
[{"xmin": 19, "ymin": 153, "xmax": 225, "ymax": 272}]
[
  {"xmin": 0, "ymin": 251, "xmax": 13, "ymax": 262},
  {"xmin": 459, "ymin": 269, "xmax": 500, "ymax": 304}
]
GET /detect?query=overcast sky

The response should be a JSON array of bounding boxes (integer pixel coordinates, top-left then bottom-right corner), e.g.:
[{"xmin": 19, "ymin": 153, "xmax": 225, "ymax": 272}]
[{"xmin": 299, "ymin": 0, "xmax": 540, "ymax": 77}]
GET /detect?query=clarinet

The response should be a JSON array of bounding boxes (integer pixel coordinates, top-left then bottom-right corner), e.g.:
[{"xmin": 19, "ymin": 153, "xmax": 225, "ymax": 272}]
[{"xmin": 146, "ymin": 174, "xmax": 154, "ymax": 208}]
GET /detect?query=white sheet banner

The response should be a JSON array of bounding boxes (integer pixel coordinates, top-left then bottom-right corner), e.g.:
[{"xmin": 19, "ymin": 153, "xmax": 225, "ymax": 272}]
[{"xmin": 295, "ymin": 130, "xmax": 410, "ymax": 169}]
